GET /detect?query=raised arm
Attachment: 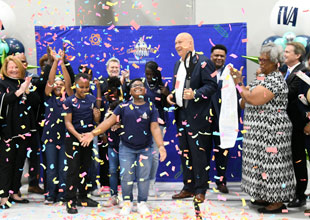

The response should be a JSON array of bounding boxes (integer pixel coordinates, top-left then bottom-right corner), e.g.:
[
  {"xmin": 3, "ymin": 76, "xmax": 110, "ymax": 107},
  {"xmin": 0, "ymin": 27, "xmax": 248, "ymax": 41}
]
[
  {"xmin": 44, "ymin": 50, "xmax": 59, "ymax": 96},
  {"xmin": 59, "ymin": 50, "xmax": 74, "ymax": 96}
]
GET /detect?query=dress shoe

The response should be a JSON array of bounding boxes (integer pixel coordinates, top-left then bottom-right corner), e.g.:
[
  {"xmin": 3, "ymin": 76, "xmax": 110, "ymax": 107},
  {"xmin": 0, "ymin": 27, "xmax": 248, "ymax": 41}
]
[
  {"xmin": 217, "ymin": 184, "xmax": 229, "ymax": 194},
  {"xmin": 193, "ymin": 193, "xmax": 205, "ymax": 203},
  {"xmin": 305, "ymin": 209, "xmax": 310, "ymax": 216},
  {"xmin": 258, "ymin": 204, "xmax": 287, "ymax": 214},
  {"xmin": 77, "ymin": 197, "xmax": 99, "ymax": 207},
  {"xmin": 28, "ymin": 185, "xmax": 44, "ymax": 194},
  {"xmin": 172, "ymin": 190, "xmax": 194, "ymax": 200},
  {"xmin": 66, "ymin": 202, "xmax": 78, "ymax": 214},
  {"xmin": 9, "ymin": 197, "xmax": 29, "ymax": 204},
  {"xmin": 250, "ymin": 200, "xmax": 270, "ymax": 206},
  {"xmin": 287, "ymin": 197, "xmax": 306, "ymax": 207}
]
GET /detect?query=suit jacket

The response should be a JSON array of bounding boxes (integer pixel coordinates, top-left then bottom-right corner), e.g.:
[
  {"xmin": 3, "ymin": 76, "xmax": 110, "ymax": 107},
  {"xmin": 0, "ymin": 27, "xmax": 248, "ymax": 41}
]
[
  {"xmin": 286, "ymin": 63, "xmax": 308, "ymax": 130},
  {"xmin": 172, "ymin": 54, "xmax": 217, "ymax": 131}
]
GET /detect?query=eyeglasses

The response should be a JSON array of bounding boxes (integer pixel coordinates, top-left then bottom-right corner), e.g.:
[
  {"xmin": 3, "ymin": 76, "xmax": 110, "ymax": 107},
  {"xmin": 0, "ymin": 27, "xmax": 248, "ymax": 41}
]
[
  {"xmin": 258, "ymin": 58, "xmax": 270, "ymax": 63},
  {"xmin": 131, "ymin": 84, "xmax": 144, "ymax": 88}
]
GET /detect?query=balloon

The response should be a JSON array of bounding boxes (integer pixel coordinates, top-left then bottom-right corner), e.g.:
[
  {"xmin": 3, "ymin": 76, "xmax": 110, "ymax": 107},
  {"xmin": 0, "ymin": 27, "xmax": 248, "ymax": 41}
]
[
  {"xmin": 0, "ymin": 39, "xmax": 9, "ymax": 56},
  {"xmin": 270, "ymin": 0, "xmax": 310, "ymax": 35},
  {"xmin": 274, "ymin": 38, "xmax": 287, "ymax": 49},
  {"xmin": 4, "ymin": 38, "xmax": 25, "ymax": 55},
  {"xmin": 283, "ymin": 31, "xmax": 296, "ymax": 43},
  {"xmin": 262, "ymin": 35, "xmax": 281, "ymax": 45},
  {"xmin": 0, "ymin": 1, "xmax": 16, "ymax": 37},
  {"xmin": 295, "ymin": 36, "xmax": 307, "ymax": 47}
]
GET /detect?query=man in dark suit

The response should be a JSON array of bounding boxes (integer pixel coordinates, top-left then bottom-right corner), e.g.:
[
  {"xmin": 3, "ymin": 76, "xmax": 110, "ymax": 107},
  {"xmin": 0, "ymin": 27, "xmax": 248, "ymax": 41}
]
[
  {"xmin": 209, "ymin": 44, "xmax": 230, "ymax": 194},
  {"xmin": 167, "ymin": 32, "xmax": 217, "ymax": 203},
  {"xmin": 284, "ymin": 42, "xmax": 308, "ymax": 207}
]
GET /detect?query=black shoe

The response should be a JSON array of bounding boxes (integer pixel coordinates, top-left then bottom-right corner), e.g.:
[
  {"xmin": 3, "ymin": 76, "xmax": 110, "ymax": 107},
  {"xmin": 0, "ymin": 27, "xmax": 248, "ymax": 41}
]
[
  {"xmin": 77, "ymin": 197, "xmax": 99, "ymax": 207},
  {"xmin": 258, "ymin": 204, "xmax": 287, "ymax": 214},
  {"xmin": 287, "ymin": 197, "xmax": 306, "ymax": 208},
  {"xmin": 9, "ymin": 197, "xmax": 29, "ymax": 204},
  {"xmin": 250, "ymin": 200, "xmax": 270, "ymax": 206},
  {"xmin": 217, "ymin": 184, "xmax": 229, "ymax": 194},
  {"xmin": 0, "ymin": 204, "xmax": 9, "ymax": 209},
  {"xmin": 66, "ymin": 202, "xmax": 78, "ymax": 214}
]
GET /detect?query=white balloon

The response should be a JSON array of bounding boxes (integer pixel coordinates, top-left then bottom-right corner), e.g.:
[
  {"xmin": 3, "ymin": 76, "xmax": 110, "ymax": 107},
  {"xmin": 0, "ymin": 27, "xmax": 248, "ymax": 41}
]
[
  {"xmin": 270, "ymin": 0, "xmax": 310, "ymax": 35},
  {"xmin": 0, "ymin": 0, "xmax": 16, "ymax": 37}
]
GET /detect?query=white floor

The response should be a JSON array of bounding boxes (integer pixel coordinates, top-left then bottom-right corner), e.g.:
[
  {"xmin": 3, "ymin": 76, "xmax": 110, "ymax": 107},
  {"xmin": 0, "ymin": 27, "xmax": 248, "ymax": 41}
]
[{"xmin": 0, "ymin": 182, "xmax": 308, "ymax": 220}]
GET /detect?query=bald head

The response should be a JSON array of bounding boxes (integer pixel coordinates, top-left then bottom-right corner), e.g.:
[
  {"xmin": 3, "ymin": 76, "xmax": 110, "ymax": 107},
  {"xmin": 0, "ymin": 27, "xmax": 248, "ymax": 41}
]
[{"xmin": 175, "ymin": 32, "xmax": 195, "ymax": 60}]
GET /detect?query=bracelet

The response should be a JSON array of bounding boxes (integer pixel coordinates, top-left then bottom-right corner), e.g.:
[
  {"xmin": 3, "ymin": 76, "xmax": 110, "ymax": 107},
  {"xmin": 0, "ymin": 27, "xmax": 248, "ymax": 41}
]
[
  {"xmin": 96, "ymin": 97, "xmax": 102, "ymax": 101},
  {"xmin": 237, "ymin": 82, "xmax": 243, "ymax": 86}
]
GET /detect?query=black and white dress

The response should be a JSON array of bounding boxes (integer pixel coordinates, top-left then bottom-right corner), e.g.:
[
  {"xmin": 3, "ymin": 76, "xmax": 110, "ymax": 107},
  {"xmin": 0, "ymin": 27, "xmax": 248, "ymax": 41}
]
[{"xmin": 241, "ymin": 71, "xmax": 295, "ymax": 202}]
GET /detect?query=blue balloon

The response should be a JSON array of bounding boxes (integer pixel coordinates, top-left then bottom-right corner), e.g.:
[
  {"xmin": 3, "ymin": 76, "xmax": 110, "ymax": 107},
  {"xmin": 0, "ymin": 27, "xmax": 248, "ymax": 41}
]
[
  {"xmin": 4, "ymin": 38, "xmax": 25, "ymax": 55},
  {"xmin": 262, "ymin": 35, "xmax": 281, "ymax": 45}
]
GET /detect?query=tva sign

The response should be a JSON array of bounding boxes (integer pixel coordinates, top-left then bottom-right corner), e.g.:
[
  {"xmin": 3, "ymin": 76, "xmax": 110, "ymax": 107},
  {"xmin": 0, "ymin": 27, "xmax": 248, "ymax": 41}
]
[
  {"xmin": 270, "ymin": 0, "xmax": 310, "ymax": 35},
  {"xmin": 277, "ymin": 6, "xmax": 298, "ymax": 26}
]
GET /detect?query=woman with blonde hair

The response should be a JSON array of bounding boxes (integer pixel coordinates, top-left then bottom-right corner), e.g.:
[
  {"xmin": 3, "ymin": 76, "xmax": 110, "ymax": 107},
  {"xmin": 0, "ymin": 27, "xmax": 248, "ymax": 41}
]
[{"xmin": 0, "ymin": 56, "xmax": 40, "ymax": 209}]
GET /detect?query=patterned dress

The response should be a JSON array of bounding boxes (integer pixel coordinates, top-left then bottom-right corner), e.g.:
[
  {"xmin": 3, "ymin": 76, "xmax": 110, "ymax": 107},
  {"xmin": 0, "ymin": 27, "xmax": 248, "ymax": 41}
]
[{"xmin": 241, "ymin": 71, "xmax": 296, "ymax": 202}]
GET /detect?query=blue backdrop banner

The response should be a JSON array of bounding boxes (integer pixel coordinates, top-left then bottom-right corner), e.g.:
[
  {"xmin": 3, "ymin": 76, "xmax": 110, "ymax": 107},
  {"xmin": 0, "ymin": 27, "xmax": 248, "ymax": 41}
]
[{"xmin": 35, "ymin": 23, "xmax": 247, "ymax": 182}]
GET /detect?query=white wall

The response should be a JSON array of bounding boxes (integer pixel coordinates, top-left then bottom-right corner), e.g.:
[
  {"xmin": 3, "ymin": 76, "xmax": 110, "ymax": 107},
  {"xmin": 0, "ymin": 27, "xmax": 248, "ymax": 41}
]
[
  {"xmin": 195, "ymin": 0, "xmax": 279, "ymax": 82},
  {"xmin": 75, "ymin": 0, "xmax": 194, "ymax": 26},
  {"xmin": 1, "ymin": 0, "xmax": 75, "ymax": 73}
]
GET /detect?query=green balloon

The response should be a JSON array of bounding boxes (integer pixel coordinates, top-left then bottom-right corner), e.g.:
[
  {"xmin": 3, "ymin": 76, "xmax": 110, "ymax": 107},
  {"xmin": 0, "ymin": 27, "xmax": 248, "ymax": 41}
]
[
  {"xmin": 0, "ymin": 40, "xmax": 9, "ymax": 56},
  {"xmin": 294, "ymin": 37, "xmax": 307, "ymax": 47}
]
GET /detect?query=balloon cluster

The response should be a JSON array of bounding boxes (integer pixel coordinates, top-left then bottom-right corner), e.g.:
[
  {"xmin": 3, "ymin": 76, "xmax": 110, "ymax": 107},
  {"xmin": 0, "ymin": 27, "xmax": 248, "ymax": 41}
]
[
  {"xmin": 0, "ymin": 38, "xmax": 25, "ymax": 56},
  {"xmin": 262, "ymin": 32, "xmax": 310, "ymax": 54}
]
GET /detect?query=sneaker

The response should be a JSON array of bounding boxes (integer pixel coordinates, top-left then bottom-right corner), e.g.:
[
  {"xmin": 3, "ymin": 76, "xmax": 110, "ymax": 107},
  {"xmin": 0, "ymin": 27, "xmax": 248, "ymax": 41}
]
[
  {"xmin": 66, "ymin": 201, "xmax": 78, "ymax": 214},
  {"xmin": 137, "ymin": 201, "xmax": 151, "ymax": 215},
  {"xmin": 120, "ymin": 201, "xmax": 133, "ymax": 216},
  {"xmin": 44, "ymin": 196, "xmax": 55, "ymax": 205},
  {"xmin": 103, "ymin": 195, "xmax": 119, "ymax": 207},
  {"xmin": 148, "ymin": 180, "xmax": 156, "ymax": 197},
  {"xmin": 77, "ymin": 197, "xmax": 99, "ymax": 207}
]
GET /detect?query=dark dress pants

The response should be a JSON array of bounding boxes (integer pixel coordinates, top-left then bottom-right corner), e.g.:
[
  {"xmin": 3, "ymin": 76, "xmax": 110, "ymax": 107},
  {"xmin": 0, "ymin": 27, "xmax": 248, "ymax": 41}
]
[
  {"xmin": 65, "ymin": 133, "xmax": 93, "ymax": 201},
  {"xmin": 291, "ymin": 127, "xmax": 308, "ymax": 200}
]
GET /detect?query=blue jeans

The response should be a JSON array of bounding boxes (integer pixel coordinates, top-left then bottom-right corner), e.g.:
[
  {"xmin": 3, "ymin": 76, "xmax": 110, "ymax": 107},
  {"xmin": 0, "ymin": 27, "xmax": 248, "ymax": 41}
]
[
  {"xmin": 45, "ymin": 143, "xmax": 66, "ymax": 200},
  {"xmin": 119, "ymin": 142, "xmax": 153, "ymax": 202},
  {"xmin": 108, "ymin": 146, "xmax": 119, "ymax": 196}
]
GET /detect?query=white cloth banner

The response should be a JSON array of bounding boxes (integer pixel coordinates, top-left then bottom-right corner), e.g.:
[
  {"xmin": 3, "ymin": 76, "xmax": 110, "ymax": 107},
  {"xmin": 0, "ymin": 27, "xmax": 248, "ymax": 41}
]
[{"xmin": 218, "ymin": 64, "xmax": 239, "ymax": 149}]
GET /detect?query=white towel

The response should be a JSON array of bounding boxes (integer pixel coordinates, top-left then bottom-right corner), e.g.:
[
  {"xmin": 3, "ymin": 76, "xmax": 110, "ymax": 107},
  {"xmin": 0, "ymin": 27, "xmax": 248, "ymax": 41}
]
[{"xmin": 218, "ymin": 64, "xmax": 239, "ymax": 149}]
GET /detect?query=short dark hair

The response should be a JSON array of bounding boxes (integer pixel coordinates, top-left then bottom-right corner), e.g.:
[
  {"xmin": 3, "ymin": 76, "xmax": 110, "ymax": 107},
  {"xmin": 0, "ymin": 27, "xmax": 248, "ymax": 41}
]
[
  {"xmin": 129, "ymin": 78, "xmax": 144, "ymax": 88},
  {"xmin": 211, "ymin": 44, "xmax": 227, "ymax": 54},
  {"xmin": 78, "ymin": 65, "xmax": 93, "ymax": 77},
  {"xmin": 75, "ymin": 73, "xmax": 90, "ymax": 82}
]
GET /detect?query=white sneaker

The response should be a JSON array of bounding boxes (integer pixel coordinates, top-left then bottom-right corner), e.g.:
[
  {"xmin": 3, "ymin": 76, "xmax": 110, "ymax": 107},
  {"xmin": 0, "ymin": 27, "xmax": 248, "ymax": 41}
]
[
  {"xmin": 120, "ymin": 201, "xmax": 133, "ymax": 216},
  {"xmin": 148, "ymin": 180, "xmax": 156, "ymax": 197},
  {"xmin": 103, "ymin": 195, "xmax": 119, "ymax": 207},
  {"xmin": 137, "ymin": 201, "xmax": 151, "ymax": 215}
]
